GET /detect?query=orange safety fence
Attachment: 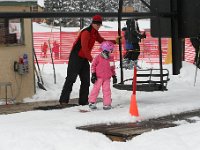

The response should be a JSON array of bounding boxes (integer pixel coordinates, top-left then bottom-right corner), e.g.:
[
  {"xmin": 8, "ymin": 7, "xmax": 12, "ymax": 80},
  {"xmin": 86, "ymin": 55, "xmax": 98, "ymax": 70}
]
[{"xmin": 33, "ymin": 30, "xmax": 195, "ymax": 64}]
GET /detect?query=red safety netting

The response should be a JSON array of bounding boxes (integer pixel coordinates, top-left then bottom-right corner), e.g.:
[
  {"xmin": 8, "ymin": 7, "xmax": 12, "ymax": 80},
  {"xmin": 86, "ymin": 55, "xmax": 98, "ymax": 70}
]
[{"xmin": 33, "ymin": 30, "xmax": 195, "ymax": 64}]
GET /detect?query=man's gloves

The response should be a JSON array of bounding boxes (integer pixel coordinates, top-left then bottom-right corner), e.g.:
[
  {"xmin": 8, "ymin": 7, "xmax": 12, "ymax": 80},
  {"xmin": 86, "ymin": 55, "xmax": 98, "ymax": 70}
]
[
  {"xmin": 112, "ymin": 75, "xmax": 117, "ymax": 84},
  {"xmin": 115, "ymin": 36, "xmax": 122, "ymax": 44},
  {"xmin": 91, "ymin": 73, "xmax": 97, "ymax": 84}
]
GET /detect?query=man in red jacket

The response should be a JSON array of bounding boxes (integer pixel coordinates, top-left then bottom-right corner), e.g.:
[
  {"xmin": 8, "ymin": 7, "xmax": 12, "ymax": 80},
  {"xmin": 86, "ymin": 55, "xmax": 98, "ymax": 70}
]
[{"xmin": 59, "ymin": 14, "xmax": 117, "ymax": 106}]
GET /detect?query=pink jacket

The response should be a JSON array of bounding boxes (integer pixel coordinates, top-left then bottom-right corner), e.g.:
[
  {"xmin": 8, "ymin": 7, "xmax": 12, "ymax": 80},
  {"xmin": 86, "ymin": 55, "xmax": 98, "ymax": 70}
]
[{"xmin": 91, "ymin": 54, "xmax": 116, "ymax": 79}]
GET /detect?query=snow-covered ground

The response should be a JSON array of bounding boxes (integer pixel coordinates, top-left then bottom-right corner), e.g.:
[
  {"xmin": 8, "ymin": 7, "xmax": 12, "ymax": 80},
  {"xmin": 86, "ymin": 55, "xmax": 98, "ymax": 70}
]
[{"xmin": 0, "ymin": 21, "xmax": 200, "ymax": 150}]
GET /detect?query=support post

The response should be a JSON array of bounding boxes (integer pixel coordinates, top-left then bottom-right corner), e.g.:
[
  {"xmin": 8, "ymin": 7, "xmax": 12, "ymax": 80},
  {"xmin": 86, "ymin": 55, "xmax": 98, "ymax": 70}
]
[
  {"xmin": 171, "ymin": 0, "xmax": 183, "ymax": 75},
  {"xmin": 118, "ymin": 0, "xmax": 124, "ymax": 84}
]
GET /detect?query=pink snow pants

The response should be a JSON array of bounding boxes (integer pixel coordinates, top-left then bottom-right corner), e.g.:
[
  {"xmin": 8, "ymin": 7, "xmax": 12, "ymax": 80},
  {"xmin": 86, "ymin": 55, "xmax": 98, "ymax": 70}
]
[{"xmin": 88, "ymin": 78, "xmax": 111, "ymax": 106}]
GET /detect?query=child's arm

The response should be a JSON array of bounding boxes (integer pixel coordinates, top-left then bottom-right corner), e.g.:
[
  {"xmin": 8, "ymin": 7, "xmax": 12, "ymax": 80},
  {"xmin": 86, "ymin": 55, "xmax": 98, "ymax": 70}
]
[
  {"xmin": 110, "ymin": 56, "xmax": 116, "ymax": 76},
  {"xmin": 110, "ymin": 56, "xmax": 117, "ymax": 84}
]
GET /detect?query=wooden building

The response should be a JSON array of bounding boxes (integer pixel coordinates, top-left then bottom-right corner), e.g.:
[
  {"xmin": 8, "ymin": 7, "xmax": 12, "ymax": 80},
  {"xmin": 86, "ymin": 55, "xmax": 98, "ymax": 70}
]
[{"xmin": 0, "ymin": 0, "xmax": 38, "ymax": 103}]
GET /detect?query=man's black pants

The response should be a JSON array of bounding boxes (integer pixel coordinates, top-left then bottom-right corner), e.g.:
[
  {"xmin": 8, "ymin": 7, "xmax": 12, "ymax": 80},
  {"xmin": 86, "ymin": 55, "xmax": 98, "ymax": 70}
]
[{"xmin": 59, "ymin": 49, "xmax": 90, "ymax": 105}]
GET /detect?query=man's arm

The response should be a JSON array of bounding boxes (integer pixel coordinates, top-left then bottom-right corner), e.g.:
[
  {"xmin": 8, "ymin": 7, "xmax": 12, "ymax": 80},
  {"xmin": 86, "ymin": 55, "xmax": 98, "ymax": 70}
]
[{"xmin": 96, "ymin": 32, "xmax": 116, "ymax": 44}]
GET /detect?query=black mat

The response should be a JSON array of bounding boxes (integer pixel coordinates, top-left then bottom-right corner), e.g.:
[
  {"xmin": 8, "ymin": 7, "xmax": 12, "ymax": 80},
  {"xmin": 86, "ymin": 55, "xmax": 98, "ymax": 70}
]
[
  {"xmin": 77, "ymin": 109, "xmax": 200, "ymax": 141},
  {"xmin": 34, "ymin": 104, "xmax": 78, "ymax": 110}
]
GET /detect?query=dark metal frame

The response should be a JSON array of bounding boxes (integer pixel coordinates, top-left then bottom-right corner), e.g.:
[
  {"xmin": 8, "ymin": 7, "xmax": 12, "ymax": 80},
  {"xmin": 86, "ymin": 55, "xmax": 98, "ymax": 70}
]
[
  {"xmin": 0, "ymin": 0, "xmax": 180, "ymax": 91},
  {"xmin": 114, "ymin": 0, "xmax": 170, "ymax": 91},
  {"xmin": 0, "ymin": 11, "xmax": 174, "ymax": 19},
  {"xmin": 113, "ymin": 69, "xmax": 170, "ymax": 92}
]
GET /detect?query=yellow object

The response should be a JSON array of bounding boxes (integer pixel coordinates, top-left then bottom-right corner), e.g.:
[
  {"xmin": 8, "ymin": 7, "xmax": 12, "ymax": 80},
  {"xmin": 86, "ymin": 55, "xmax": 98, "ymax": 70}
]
[
  {"xmin": 165, "ymin": 38, "xmax": 172, "ymax": 64},
  {"xmin": 115, "ymin": 36, "xmax": 122, "ymax": 44},
  {"xmin": 122, "ymin": 6, "xmax": 134, "ymax": 12}
]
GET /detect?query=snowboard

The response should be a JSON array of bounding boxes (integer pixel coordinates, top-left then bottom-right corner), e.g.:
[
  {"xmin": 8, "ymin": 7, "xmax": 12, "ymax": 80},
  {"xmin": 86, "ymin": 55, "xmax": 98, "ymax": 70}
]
[
  {"xmin": 78, "ymin": 104, "xmax": 122, "ymax": 113},
  {"xmin": 78, "ymin": 108, "xmax": 101, "ymax": 113}
]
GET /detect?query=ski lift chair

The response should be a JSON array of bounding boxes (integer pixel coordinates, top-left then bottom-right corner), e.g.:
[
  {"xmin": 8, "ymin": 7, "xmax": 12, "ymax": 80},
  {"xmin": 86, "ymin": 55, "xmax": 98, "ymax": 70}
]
[{"xmin": 113, "ymin": 68, "xmax": 170, "ymax": 92}]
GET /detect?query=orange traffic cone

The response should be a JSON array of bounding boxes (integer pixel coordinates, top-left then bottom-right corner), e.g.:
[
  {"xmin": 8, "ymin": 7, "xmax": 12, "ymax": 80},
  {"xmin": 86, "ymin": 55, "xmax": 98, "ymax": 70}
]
[
  {"xmin": 129, "ymin": 94, "xmax": 139, "ymax": 117},
  {"xmin": 129, "ymin": 65, "xmax": 139, "ymax": 117}
]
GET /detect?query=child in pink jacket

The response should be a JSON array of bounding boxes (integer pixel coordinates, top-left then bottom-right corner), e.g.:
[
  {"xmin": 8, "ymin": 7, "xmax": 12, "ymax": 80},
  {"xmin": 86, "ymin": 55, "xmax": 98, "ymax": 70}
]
[{"xmin": 88, "ymin": 41, "xmax": 117, "ymax": 110}]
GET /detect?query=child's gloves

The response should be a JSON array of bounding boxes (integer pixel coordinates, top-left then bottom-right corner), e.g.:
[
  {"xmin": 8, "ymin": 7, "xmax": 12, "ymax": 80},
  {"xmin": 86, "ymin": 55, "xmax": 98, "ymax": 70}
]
[
  {"xmin": 112, "ymin": 75, "xmax": 117, "ymax": 84},
  {"xmin": 91, "ymin": 73, "xmax": 97, "ymax": 84}
]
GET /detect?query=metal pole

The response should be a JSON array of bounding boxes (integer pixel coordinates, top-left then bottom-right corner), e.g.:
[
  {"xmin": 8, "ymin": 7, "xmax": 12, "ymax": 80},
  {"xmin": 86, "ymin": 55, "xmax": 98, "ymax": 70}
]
[
  {"xmin": 118, "ymin": 0, "xmax": 124, "ymax": 84},
  {"xmin": 59, "ymin": 3, "xmax": 62, "ymax": 59},
  {"xmin": 158, "ymin": 16, "xmax": 164, "ymax": 90},
  {"xmin": 80, "ymin": 1, "xmax": 84, "ymax": 29},
  {"xmin": 59, "ymin": 18, "xmax": 61, "ymax": 59}
]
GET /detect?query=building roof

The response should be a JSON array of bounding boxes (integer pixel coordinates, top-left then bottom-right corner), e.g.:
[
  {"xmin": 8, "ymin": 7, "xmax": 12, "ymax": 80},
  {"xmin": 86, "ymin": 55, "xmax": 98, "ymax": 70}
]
[{"xmin": 0, "ymin": 0, "xmax": 37, "ymax": 6}]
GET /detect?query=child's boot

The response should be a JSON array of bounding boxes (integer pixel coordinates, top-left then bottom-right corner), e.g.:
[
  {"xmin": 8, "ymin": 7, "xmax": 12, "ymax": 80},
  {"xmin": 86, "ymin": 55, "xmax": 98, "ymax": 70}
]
[
  {"xmin": 103, "ymin": 105, "xmax": 111, "ymax": 110},
  {"xmin": 133, "ymin": 60, "xmax": 141, "ymax": 69},
  {"xmin": 122, "ymin": 59, "xmax": 129, "ymax": 69},
  {"xmin": 89, "ymin": 103, "xmax": 97, "ymax": 109}
]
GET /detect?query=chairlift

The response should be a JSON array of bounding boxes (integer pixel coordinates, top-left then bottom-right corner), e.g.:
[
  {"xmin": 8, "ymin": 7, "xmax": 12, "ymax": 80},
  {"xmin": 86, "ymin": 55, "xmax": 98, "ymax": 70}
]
[
  {"xmin": 113, "ymin": 68, "xmax": 170, "ymax": 92},
  {"xmin": 113, "ymin": 0, "xmax": 170, "ymax": 92}
]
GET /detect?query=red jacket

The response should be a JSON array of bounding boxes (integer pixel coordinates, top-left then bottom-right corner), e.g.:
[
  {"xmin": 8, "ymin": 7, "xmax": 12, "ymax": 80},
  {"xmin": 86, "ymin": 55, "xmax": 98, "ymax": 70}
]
[
  {"xmin": 52, "ymin": 41, "xmax": 59, "ymax": 53},
  {"xmin": 72, "ymin": 25, "xmax": 116, "ymax": 62},
  {"xmin": 42, "ymin": 42, "xmax": 48, "ymax": 53}
]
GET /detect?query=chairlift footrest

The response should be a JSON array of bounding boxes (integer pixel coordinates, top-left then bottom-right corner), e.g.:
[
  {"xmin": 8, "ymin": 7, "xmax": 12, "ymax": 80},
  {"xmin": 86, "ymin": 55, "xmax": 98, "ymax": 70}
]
[{"xmin": 113, "ymin": 83, "xmax": 168, "ymax": 92}]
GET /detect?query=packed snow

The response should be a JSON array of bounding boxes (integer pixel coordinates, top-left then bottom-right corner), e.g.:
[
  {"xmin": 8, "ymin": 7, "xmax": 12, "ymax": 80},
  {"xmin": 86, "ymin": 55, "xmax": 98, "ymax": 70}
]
[{"xmin": 0, "ymin": 20, "xmax": 200, "ymax": 150}]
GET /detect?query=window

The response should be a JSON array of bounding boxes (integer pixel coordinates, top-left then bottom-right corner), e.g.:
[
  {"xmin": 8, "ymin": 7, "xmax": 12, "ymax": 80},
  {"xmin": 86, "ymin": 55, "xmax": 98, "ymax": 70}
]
[{"xmin": 0, "ymin": 18, "xmax": 24, "ymax": 45}]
